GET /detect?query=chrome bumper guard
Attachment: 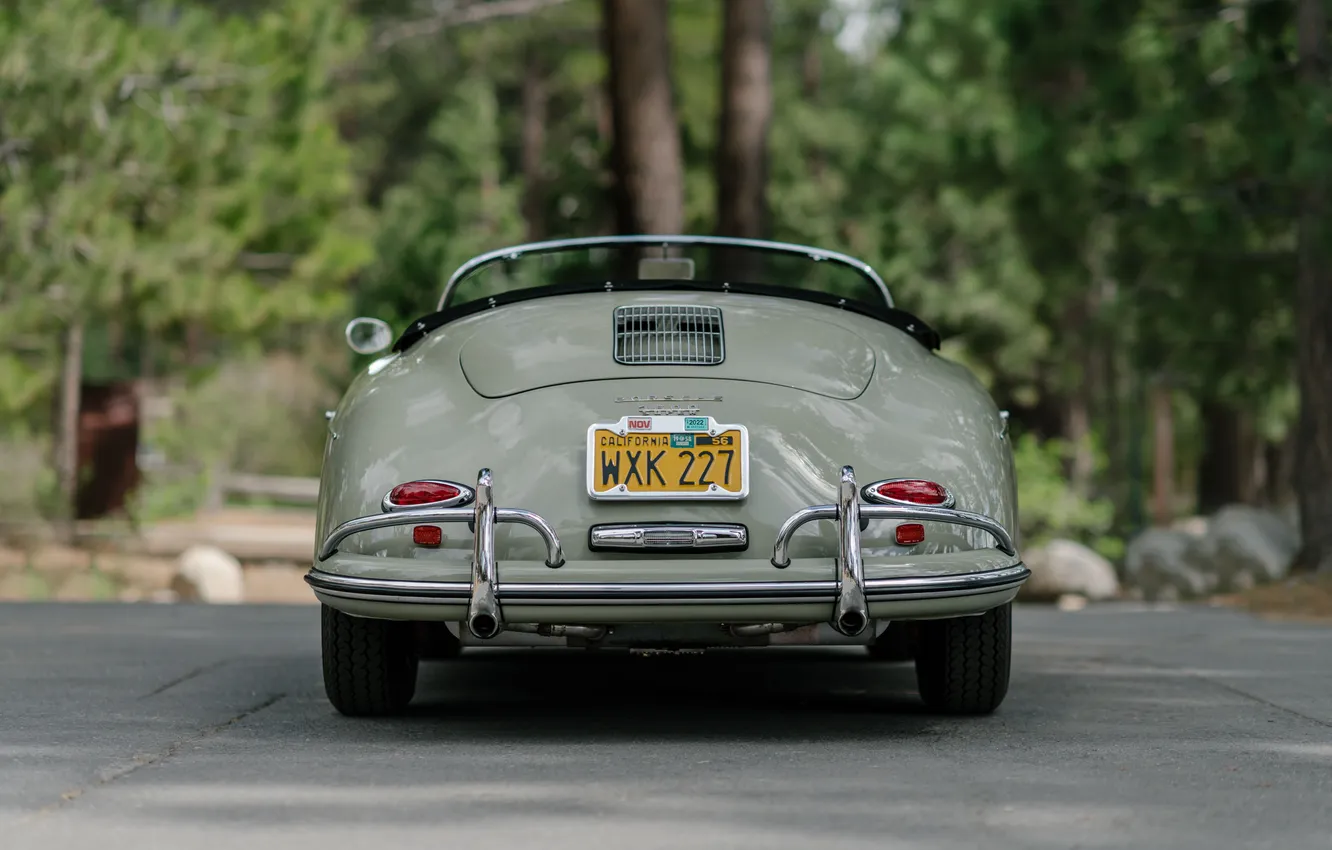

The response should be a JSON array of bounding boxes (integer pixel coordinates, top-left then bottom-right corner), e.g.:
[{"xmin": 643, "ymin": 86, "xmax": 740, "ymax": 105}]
[
  {"xmin": 317, "ymin": 468, "xmax": 564, "ymax": 640},
  {"xmin": 770, "ymin": 465, "xmax": 1017, "ymax": 637},
  {"xmin": 312, "ymin": 465, "xmax": 1020, "ymax": 641}
]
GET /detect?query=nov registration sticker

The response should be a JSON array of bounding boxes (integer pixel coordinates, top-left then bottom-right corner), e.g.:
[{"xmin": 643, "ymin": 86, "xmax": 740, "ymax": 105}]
[{"xmin": 586, "ymin": 415, "xmax": 750, "ymax": 500}]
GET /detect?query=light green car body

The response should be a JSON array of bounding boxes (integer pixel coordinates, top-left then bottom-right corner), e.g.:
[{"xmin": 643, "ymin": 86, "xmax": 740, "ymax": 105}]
[{"xmin": 307, "ymin": 237, "xmax": 1026, "ymax": 650}]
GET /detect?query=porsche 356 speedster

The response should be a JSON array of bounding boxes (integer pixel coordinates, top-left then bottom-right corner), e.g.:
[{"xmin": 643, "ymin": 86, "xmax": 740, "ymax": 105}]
[{"xmin": 308, "ymin": 235, "xmax": 1028, "ymax": 717}]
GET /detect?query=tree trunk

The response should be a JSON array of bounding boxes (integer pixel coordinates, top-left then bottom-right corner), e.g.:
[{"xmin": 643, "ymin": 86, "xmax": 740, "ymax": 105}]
[
  {"xmin": 801, "ymin": 36, "xmax": 825, "ymax": 182},
  {"xmin": 56, "ymin": 321, "xmax": 85, "ymax": 541},
  {"xmin": 520, "ymin": 52, "xmax": 549, "ymax": 242},
  {"xmin": 1266, "ymin": 431, "xmax": 1296, "ymax": 506},
  {"xmin": 1151, "ymin": 380, "xmax": 1175, "ymax": 527},
  {"xmin": 602, "ymin": 0, "xmax": 685, "ymax": 235},
  {"xmin": 184, "ymin": 320, "xmax": 204, "ymax": 367},
  {"xmin": 1293, "ymin": 0, "xmax": 1332, "ymax": 572},
  {"xmin": 1065, "ymin": 391, "xmax": 1093, "ymax": 497},
  {"xmin": 1061, "ymin": 292, "xmax": 1096, "ymax": 498},
  {"xmin": 1197, "ymin": 400, "xmax": 1249, "ymax": 514},
  {"xmin": 1100, "ymin": 311, "xmax": 1124, "ymax": 520},
  {"xmin": 801, "ymin": 28, "xmax": 821, "ymax": 101},
  {"xmin": 716, "ymin": 0, "xmax": 772, "ymax": 239}
]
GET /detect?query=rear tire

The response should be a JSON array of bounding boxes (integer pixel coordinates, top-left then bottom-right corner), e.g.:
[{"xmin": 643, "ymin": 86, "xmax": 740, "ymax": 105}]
[
  {"xmin": 321, "ymin": 605, "xmax": 419, "ymax": 717},
  {"xmin": 913, "ymin": 602, "xmax": 1011, "ymax": 715}
]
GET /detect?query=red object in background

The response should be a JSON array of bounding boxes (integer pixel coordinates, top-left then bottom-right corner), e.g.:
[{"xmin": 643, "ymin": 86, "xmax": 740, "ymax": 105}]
[
  {"xmin": 76, "ymin": 382, "xmax": 141, "ymax": 520},
  {"xmin": 895, "ymin": 523, "xmax": 926, "ymax": 546},
  {"xmin": 413, "ymin": 525, "xmax": 443, "ymax": 547}
]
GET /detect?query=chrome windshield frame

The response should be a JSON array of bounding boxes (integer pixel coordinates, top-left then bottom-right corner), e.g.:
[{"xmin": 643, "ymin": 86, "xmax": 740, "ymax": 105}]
[{"xmin": 437, "ymin": 234, "xmax": 894, "ymax": 312}]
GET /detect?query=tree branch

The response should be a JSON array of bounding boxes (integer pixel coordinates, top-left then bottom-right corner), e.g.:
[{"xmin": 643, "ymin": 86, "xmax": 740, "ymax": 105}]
[{"xmin": 373, "ymin": 0, "xmax": 571, "ymax": 51}]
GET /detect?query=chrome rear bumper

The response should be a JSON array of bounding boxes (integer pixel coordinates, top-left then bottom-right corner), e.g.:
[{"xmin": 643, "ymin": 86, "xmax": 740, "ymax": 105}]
[
  {"xmin": 307, "ymin": 563, "xmax": 1030, "ymax": 605},
  {"xmin": 312, "ymin": 465, "xmax": 1024, "ymax": 640}
]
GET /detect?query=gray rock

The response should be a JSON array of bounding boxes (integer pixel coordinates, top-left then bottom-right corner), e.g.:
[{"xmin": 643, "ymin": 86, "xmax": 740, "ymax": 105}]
[
  {"xmin": 1124, "ymin": 505, "xmax": 1300, "ymax": 599},
  {"xmin": 1020, "ymin": 539, "xmax": 1120, "ymax": 602},
  {"xmin": 172, "ymin": 545, "xmax": 244, "ymax": 604},
  {"xmin": 1124, "ymin": 528, "xmax": 1212, "ymax": 601},
  {"xmin": 1201, "ymin": 504, "xmax": 1297, "ymax": 590}
]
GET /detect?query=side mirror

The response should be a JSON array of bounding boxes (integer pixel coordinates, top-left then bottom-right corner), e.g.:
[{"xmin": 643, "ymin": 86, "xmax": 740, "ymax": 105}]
[{"xmin": 345, "ymin": 317, "xmax": 392, "ymax": 355}]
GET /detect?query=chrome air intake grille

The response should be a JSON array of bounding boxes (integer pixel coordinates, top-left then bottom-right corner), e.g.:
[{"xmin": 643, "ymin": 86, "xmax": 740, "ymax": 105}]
[{"xmin": 613, "ymin": 305, "xmax": 725, "ymax": 365}]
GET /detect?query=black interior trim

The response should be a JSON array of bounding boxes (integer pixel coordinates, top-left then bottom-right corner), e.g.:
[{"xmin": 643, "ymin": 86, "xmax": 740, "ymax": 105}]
[{"xmin": 391, "ymin": 279, "xmax": 942, "ymax": 354}]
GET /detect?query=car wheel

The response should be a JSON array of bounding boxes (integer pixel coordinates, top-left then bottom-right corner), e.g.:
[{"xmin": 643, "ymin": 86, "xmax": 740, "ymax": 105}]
[
  {"xmin": 321, "ymin": 604, "xmax": 419, "ymax": 717},
  {"xmin": 913, "ymin": 602, "xmax": 1011, "ymax": 715},
  {"xmin": 865, "ymin": 621, "xmax": 915, "ymax": 661}
]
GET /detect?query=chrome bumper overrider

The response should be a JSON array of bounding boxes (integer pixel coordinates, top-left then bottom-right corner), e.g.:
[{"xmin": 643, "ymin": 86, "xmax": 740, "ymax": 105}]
[{"xmin": 311, "ymin": 465, "xmax": 1023, "ymax": 640}]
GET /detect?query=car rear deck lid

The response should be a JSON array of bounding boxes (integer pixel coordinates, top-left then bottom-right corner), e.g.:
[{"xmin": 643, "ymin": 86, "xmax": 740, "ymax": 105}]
[{"xmin": 458, "ymin": 295, "xmax": 876, "ymax": 399}]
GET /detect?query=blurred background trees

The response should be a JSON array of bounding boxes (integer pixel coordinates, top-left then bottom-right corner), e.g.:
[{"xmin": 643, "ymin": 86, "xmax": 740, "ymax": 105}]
[{"xmin": 0, "ymin": 0, "xmax": 1327, "ymax": 570}]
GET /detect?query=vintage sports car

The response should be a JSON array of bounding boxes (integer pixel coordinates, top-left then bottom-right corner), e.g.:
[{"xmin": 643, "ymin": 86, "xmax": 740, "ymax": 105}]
[{"xmin": 309, "ymin": 235, "xmax": 1027, "ymax": 717}]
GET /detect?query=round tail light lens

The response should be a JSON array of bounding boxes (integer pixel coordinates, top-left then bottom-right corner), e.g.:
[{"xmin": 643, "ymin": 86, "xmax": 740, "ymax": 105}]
[
  {"xmin": 383, "ymin": 480, "xmax": 472, "ymax": 511},
  {"xmin": 865, "ymin": 479, "xmax": 953, "ymax": 507}
]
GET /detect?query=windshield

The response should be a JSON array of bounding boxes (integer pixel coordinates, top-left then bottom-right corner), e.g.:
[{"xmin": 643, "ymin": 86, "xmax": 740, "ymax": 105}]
[{"xmin": 439, "ymin": 236, "xmax": 892, "ymax": 315}]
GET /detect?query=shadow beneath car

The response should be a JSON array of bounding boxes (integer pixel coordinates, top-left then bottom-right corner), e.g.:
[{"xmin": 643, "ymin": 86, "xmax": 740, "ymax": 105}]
[{"xmin": 397, "ymin": 646, "xmax": 939, "ymax": 740}]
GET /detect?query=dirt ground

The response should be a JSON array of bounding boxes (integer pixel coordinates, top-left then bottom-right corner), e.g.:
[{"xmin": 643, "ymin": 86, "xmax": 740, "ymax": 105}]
[
  {"xmin": 0, "ymin": 508, "xmax": 317, "ymax": 604},
  {"xmin": 0, "ymin": 544, "xmax": 314, "ymax": 604},
  {"xmin": 1210, "ymin": 571, "xmax": 1332, "ymax": 623}
]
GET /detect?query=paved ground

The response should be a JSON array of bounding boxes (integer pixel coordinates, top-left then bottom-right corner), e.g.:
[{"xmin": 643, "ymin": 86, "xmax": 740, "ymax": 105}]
[{"xmin": 1, "ymin": 602, "xmax": 1329, "ymax": 850}]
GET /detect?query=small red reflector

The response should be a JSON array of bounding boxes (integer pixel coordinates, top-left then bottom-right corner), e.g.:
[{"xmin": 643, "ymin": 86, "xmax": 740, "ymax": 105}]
[
  {"xmin": 875, "ymin": 480, "xmax": 950, "ymax": 506},
  {"xmin": 389, "ymin": 481, "xmax": 462, "ymax": 507},
  {"xmin": 895, "ymin": 523, "xmax": 926, "ymax": 546},
  {"xmin": 413, "ymin": 525, "xmax": 442, "ymax": 546}
]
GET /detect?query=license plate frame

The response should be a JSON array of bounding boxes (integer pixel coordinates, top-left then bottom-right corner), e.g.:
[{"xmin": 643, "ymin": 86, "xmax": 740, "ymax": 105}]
[{"xmin": 585, "ymin": 415, "xmax": 750, "ymax": 500}]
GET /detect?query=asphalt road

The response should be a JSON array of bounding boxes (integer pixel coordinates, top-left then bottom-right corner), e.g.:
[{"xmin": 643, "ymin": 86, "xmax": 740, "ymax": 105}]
[{"xmin": 1, "ymin": 602, "xmax": 1329, "ymax": 850}]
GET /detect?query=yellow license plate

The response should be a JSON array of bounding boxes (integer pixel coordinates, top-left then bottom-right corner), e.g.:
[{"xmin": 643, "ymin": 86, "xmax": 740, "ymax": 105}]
[{"xmin": 586, "ymin": 416, "xmax": 749, "ymax": 500}]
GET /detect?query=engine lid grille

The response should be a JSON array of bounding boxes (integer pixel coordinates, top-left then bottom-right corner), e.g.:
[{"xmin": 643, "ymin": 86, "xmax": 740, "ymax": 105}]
[{"xmin": 613, "ymin": 305, "xmax": 725, "ymax": 365}]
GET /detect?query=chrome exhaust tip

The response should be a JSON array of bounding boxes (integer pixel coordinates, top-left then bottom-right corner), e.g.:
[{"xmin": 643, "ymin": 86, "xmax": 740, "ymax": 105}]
[
  {"xmin": 834, "ymin": 610, "xmax": 868, "ymax": 637},
  {"xmin": 468, "ymin": 612, "xmax": 502, "ymax": 640}
]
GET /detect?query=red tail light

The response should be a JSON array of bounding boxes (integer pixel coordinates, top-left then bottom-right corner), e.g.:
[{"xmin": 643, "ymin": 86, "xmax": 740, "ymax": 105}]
[
  {"xmin": 862, "ymin": 478, "xmax": 954, "ymax": 507},
  {"xmin": 413, "ymin": 525, "xmax": 443, "ymax": 546},
  {"xmin": 895, "ymin": 523, "xmax": 926, "ymax": 546},
  {"xmin": 382, "ymin": 480, "xmax": 474, "ymax": 511}
]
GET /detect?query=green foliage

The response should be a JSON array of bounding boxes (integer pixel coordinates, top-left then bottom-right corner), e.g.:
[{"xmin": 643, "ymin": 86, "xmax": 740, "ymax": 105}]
[
  {"xmin": 0, "ymin": 0, "xmax": 372, "ymax": 428},
  {"xmin": 1012, "ymin": 433, "xmax": 1121, "ymax": 560},
  {"xmin": 128, "ymin": 468, "xmax": 211, "ymax": 523},
  {"xmin": 356, "ymin": 73, "xmax": 527, "ymax": 328},
  {"xmin": 141, "ymin": 353, "xmax": 337, "ymax": 478},
  {"xmin": 0, "ymin": 435, "xmax": 60, "ymax": 522},
  {"xmin": 128, "ymin": 351, "xmax": 338, "ymax": 520}
]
